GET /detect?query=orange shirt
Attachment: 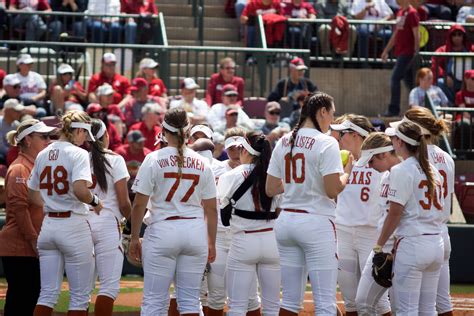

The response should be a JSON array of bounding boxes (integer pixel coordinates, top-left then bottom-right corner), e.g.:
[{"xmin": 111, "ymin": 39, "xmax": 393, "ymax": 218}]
[{"xmin": 0, "ymin": 152, "xmax": 44, "ymax": 257}]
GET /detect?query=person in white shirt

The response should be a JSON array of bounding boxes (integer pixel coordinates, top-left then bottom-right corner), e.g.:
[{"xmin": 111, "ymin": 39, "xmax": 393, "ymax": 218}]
[
  {"xmin": 329, "ymin": 116, "xmax": 390, "ymax": 316},
  {"xmin": 86, "ymin": 0, "xmax": 121, "ymax": 42},
  {"xmin": 207, "ymin": 84, "xmax": 254, "ymax": 131},
  {"xmin": 28, "ymin": 111, "xmax": 103, "ymax": 316},
  {"xmin": 15, "ymin": 54, "xmax": 47, "ymax": 110},
  {"xmin": 351, "ymin": 0, "xmax": 394, "ymax": 59},
  {"xmin": 266, "ymin": 92, "xmax": 353, "ymax": 316},
  {"xmin": 218, "ymin": 132, "xmax": 280, "ymax": 316},
  {"xmin": 353, "ymin": 132, "xmax": 401, "ymax": 315},
  {"xmin": 170, "ymin": 78, "xmax": 209, "ymax": 124},
  {"xmin": 88, "ymin": 119, "xmax": 132, "ymax": 316},
  {"xmin": 129, "ymin": 108, "xmax": 217, "ymax": 316},
  {"xmin": 374, "ymin": 120, "xmax": 445, "ymax": 315}
]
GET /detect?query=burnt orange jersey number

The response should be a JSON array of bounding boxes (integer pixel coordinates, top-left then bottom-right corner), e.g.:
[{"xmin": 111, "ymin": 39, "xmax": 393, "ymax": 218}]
[
  {"xmin": 39, "ymin": 166, "xmax": 69, "ymax": 196},
  {"xmin": 418, "ymin": 180, "xmax": 442, "ymax": 211},
  {"xmin": 284, "ymin": 153, "xmax": 305, "ymax": 183},
  {"xmin": 164, "ymin": 172, "xmax": 200, "ymax": 202}
]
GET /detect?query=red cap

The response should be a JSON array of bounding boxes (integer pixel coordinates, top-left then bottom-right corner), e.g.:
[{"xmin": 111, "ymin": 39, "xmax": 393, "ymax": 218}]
[
  {"xmin": 465, "ymin": 69, "xmax": 474, "ymax": 79},
  {"xmin": 130, "ymin": 77, "xmax": 149, "ymax": 91},
  {"xmin": 289, "ymin": 57, "xmax": 308, "ymax": 70},
  {"xmin": 0, "ymin": 69, "xmax": 5, "ymax": 89},
  {"xmin": 86, "ymin": 103, "xmax": 103, "ymax": 114},
  {"xmin": 223, "ymin": 84, "xmax": 238, "ymax": 96}
]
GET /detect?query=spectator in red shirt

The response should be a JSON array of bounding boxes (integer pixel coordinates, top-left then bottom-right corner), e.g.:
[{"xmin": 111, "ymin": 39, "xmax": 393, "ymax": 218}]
[
  {"xmin": 50, "ymin": 64, "xmax": 87, "ymax": 115},
  {"xmin": 431, "ymin": 24, "xmax": 474, "ymax": 102},
  {"xmin": 115, "ymin": 130, "xmax": 151, "ymax": 182},
  {"xmin": 205, "ymin": 57, "xmax": 245, "ymax": 106},
  {"xmin": 9, "ymin": 0, "xmax": 51, "ymax": 41},
  {"xmin": 86, "ymin": 103, "xmax": 123, "ymax": 151},
  {"xmin": 96, "ymin": 83, "xmax": 126, "ymax": 122},
  {"xmin": 88, "ymin": 52, "xmax": 131, "ymax": 108},
  {"xmin": 128, "ymin": 102, "xmax": 164, "ymax": 150},
  {"xmin": 381, "ymin": 0, "xmax": 419, "ymax": 116},
  {"xmin": 135, "ymin": 58, "xmax": 168, "ymax": 98},
  {"xmin": 283, "ymin": 0, "xmax": 317, "ymax": 48},
  {"xmin": 240, "ymin": 0, "xmax": 285, "ymax": 48},
  {"xmin": 123, "ymin": 78, "xmax": 165, "ymax": 127},
  {"xmin": 454, "ymin": 70, "xmax": 474, "ymax": 152},
  {"xmin": 455, "ymin": 70, "xmax": 474, "ymax": 110},
  {"xmin": 120, "ymin": 0, "xmax": 158, "ymax": 44}
]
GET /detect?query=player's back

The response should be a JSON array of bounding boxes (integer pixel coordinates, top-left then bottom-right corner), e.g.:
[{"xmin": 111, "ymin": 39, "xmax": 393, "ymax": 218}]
[{"xmin": 268, "ymin": 128, "xmax": 343, "ymax": 216}]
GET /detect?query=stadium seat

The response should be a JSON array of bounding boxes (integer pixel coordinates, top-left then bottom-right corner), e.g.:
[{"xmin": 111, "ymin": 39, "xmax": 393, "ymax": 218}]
[
  {"xmin": 243, "ymin": 97, "xmax": 267, "ymax": 119},
  {"xmin": 455, "ymin": 174, "xmax": 474, "ymax": 224},
  {"xmin": 41, "ymin": 116, "xmax": 61, "ymax": 127}
]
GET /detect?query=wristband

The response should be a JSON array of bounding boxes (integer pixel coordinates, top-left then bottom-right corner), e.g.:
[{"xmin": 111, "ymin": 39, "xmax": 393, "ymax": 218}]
[
  {"xmin": 89, "ymin": 194, "xmax": 99, "ymax": 207},
  {"xmin": 373, "ymin": 244, "xmax": 383, "ymax": 253}
]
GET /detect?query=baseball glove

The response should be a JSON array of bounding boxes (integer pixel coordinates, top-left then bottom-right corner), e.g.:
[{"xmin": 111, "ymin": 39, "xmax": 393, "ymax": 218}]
[
  {"xmin": 122, "ymin": 234, "xmax": 143, "ymax": 268},
  {"xmin": 372, "ymin": 252, "xmax": 393, "ymax": 288}
]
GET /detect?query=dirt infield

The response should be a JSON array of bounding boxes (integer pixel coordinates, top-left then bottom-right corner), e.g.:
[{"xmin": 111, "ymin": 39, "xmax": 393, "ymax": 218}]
[{"xmin": 1, "ymin": 280, "xmax": 474, "ymax": 315}]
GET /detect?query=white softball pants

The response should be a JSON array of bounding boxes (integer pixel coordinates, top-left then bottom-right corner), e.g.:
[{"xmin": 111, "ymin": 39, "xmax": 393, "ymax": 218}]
[
  {"xmin": 226, "ymin": 229, "xmax": 281, "ymax": 316},
  {"xmin": 337, "ymin": 225, "xmax": 391, "ymax": 314},
  {"xmin": 36, "ymin": 213, "xmax": 95, "ymax": 311},
  {"xmin": 275, "ymin": 212, "xmax": 338, "ymax": 316},
  {"xmin": 392, "ymin": 234, "xmax": 444, "ymax": 316},
  {"xmin": 207, "ymin": 229, "xmax": 260, "ymax": 311},
  {"xmin": 355, "ymin": 238, "xmax": 395, "ymax": 315},
  {"xmin": 89, "ymin": 211, "xmax": 124, "ymax": 300},
  {"xmin": 141, "ymin": 219, "xmax": 208, "ymax": 316},
  {"xmin": 436, "ymin": 228, "xmax": 453, "ymax": 314}
]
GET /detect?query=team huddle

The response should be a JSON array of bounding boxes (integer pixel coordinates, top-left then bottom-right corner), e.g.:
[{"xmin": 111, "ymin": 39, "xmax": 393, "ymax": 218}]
[{"xmin": 16, "ymin": 91, "xmax": 454, "ymax": 316}]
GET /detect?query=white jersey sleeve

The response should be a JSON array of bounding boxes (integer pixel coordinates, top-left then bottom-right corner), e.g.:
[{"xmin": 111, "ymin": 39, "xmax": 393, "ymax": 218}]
[
  {"xmin": 132, "ymin": 154, "xmax": 155, "ymax": 197},
  {"xmin": 319, "ymin": 136, "xmax": 345, "ymax": 177},
  {"xmin": 267, "ymin": 137, "xmax": 283, "ymax": 179},
  {"xmin": 72, "ymin": 149, "xmax": 93, "ymax": 185}
]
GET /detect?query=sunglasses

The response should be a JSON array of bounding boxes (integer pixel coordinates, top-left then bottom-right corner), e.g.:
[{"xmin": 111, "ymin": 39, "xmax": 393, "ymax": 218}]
[
  {"xmin": 228, "ymin": 112, "xmax": 238, "ymax": 116},
  {"xmin": 268, "ymin": 111, "xmax": 281, "ymax": 115},
  {"xmin": 339, "ymin": 130, "xmax": 352, "ymax": 137},
  {"xmin": 13, "ymin": 85, "xmax": 21, "ymax": 89},
  {"xmin": 223, "ymin": 66, "xmax": 235, "ymax": 70},
  {"xmin": 452, "ymin": 32, "xmax": 464, "ymax": 37}
]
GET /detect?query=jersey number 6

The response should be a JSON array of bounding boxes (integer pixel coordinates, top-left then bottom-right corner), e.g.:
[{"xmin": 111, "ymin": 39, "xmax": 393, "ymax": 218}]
[
  {"xmin": 164, "ymin": 172, "xmax": 200, "ymax": 202},
  {"xmin": 284, "ymin": 153, "xmax": 305, "ymax": 183},
  {"xmin": 39, "ymin": 166, "xmax": 69, "ymax": 196}
]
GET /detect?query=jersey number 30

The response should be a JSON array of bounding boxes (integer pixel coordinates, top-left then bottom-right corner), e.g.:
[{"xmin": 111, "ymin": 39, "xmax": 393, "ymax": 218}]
[
  {"xmin": 284, "ymin": 153, "xmax": 305, "ymax": 183},
  {"xmin": 39, "ymin": 166, "xmax": 69, "ymax": 196}
]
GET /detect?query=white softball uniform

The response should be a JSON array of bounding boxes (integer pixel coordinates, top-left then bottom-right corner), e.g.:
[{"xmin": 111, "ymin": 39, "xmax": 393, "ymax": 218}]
[
  {"xmin": 335, "ymin": 164, "xmax": 387, "ymax": 313},
  {"xmin": 428, "ymin": 144, "xmax": 455, "ymax": 314},
  {"xmin": 207, "ymin": 160, "xmax": 260, "ymax": 312},
  {"xmin": 132, "ymin": 147, "xmax": 216, "ymax": 316},
  {"xmin": 28, "ymin": 141, "xmax": 94, "ymax": 311},
  {"xmin": 355, "ymin": 171, "xmax": 395, "ymax": 315},
  {"xmin": 388, "ymin": 156, "xmax": 445, "ymax": 315},
  {"xmin": 268, "ymin": 128, "xmax": 343, "ymax": 315},
  {"xmin": 89, "ymin": 153, "xmax": 130, "ymax": 300},
  {"xmin": 218, "ymin": 163, "xmax": 280, "ymax": 316}
]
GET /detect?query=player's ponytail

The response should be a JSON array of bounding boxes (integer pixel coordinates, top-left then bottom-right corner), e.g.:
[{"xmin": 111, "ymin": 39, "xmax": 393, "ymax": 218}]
[
  {"xmin": 6, "ymin": 119, "xmax": 41, "ymax": 148},
  {"xmin": 246, "ymin": 131, "xmax": 273, "ymax": 213},
  {"xmin": 404, "ymin": 107, "xmax": 449, "ymax": 143},
  {"xmin": 90, "ymin": 119, "xmax": 112, "ymax": 193},
  {"xmin": 163, "ymin": 108, "xmax": 189, "ymax": 177},
  {"xmin": 398, "ymin": 121, "xmax": 437, "ymax": 198},
  {"xmin": 289, "ymin": 92, "xmax": 334, "ymax": 158}
]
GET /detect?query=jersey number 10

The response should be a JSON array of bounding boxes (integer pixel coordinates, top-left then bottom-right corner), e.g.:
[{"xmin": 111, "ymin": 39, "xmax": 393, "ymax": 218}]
[{"xmin": 284, "ymin": 153, "xmax": 305, "ymax": 183}]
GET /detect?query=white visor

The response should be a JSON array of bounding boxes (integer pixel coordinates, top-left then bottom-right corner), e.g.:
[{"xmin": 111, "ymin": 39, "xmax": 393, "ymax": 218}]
[
  {"xmin": 95, "ymin": 120, "xmax": 107, "ymax": 140},
  {"xmin": 389, "ymin": 117, "xmax": 431, "ymax": 135},
  {"xmin": 395, "ymin": 127, "xmax": 420, "ymax": 146},
  {"xmin": 330, "ymin": 120, "xmax": 369, "ymax": 137},
  {"xmin": 385, "ymin": 127, "xmax": 396, "ymax": 136},
  {"xmin": 16, "ymin": 122, "xmax": 55, "ymax": 142},
  {"xmin": 225, "ymin": 136, "xmax": 245, "ymax": 149},
  {"xmin": 356, "ymin": 145, "xmax": 394, "ymax": 167},
  {"xmin": 162, "ymin": 121, "xmax": 189, "ymax": 134},
  {"xmin": 190, "ymin": 125, "xmax": 213, "ymax": 140},
  {"xmin": 154, "ymin": 132, "xmax": 168, "ymax": 146},
  {"xmin": 71, "ymin": 122, "xmax": 95, "ymax": 142}
]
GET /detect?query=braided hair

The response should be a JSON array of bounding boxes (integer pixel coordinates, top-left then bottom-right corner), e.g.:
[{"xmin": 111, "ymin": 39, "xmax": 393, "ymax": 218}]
[
  {"xmin": 163, "ymin": 108, "xmax": 189, "ymax": 177},
  {"xmin": 61, "ymin": 110, "xmax": 92, "ymax": 144},
  {"xmin": 289, "ymin": 91, "xmax": 334, "ymax": 158}
]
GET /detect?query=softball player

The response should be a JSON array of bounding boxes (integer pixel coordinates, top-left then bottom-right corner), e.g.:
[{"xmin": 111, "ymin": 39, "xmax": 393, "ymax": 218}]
[
  {"xmin": 330, "ymin": 116, "xmax": 390, "ymax": 315},
  {"xmin": 28, "ymin": 111, "xmax": 103, "ymax": 316},
  {"xmin": 88, "ymin": 119, "xmax": 132, "ymax": 316},
  {"xmin": 129, "ymin": 108, "xmax": 218, "ymax": 316},
  {"xmin": 390, "ymin": 108, "xmax": 454, "ymax": 315},
  {"xmin": 374, "ymin": 120, "xmax": 445, "ymax": 315},
  {"xmin": 266, "ymin": 92, "xmax": 353, "ymax": 316},
  {"xmin": 353, "ymin": 132, "xmax": 401, "ymax": 315},
  {"xmin": 207, "ymin": 127, "xmax": 261, "ymax": 316},
  {"xmin": 218, "ymin": 132, "xmax": 280, "ymax": 316}
]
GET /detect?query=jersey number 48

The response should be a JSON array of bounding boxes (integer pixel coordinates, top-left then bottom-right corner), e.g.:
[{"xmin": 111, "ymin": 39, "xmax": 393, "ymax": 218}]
[{"xmin": 39, "ymin": 166, "xmax": 69, "ymax": 196}]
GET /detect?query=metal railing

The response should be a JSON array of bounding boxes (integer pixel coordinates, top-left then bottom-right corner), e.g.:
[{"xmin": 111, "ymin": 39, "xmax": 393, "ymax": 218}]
[
  {"xmin": 434, "ymin": 107, "xmax": 474, "ymax": 159},
  {"xmin": 3, "ymin": 10, "xmax": 162, "ymax": 44},
  {"xmin": 191, "ymin": 0, "xmax": 205, "ymax": 45},
  {"xmin": 0, "ymin": 41, "xmax": 310, "ymax": 99}
]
